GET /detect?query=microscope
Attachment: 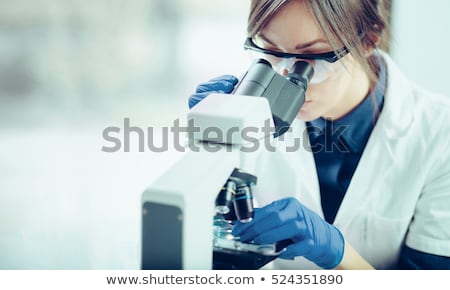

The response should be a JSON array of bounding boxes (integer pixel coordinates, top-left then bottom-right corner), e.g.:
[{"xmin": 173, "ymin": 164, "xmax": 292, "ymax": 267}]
[{"xmin": 141, "ymin": 59, "xmax": 313, "ymax": 270}]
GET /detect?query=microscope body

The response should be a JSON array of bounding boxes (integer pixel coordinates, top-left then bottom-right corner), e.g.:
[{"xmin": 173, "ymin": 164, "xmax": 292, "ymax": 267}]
[
  {"xmin": 141, "ymin": 59, "xmax": 313, "ymax": 270},
  {"xmin": 141, "ymin": 93, "xmax": 273, "ymax": 269},
  {"xmin": 141, "ymin": 142, "xmax": 240, "ymax": 269}
]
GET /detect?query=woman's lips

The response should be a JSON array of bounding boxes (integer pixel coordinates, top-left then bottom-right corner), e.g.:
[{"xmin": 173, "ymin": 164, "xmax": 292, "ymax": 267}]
[{"xmin": 301, "ymin": 100, "xmax": 312, "ymax": 110}]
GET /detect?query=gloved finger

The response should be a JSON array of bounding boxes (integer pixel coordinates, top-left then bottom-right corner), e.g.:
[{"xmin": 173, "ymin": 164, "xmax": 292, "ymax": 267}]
[
  {"xmin": 252, "ymin": 220, "xmax": 307, "ymax": 245},
  {"xmin": 262, "ymin": 197, "xmax": 305, "ymax": 219},
  {"xmin": 231, "ymin": 208, "xmax": 264, "ymax": 237},
  {"xmin": 238, "ymin": 197, "xmax": 305, "ymax": 238},
  {"xmin": 232, "ymin": 198, "xmax": 297, "ymax": 238},
  {"xmin": 237, "ymin": 211, "xmax": 291, "ymax": 242},
  {"xmin": 195, "ymin": 78, "xmax": 238, "ymax": 94},
  {"xmin": 209, "ymin": 75, "xmax": 239, "ymax": 84},
  {"xmin": 278, "ymin": 238, "xmax": 314, "ymax": 260},
  {"xmin": 188, "ymin": 91, "xmax": 222, "ymax": 109},
  {"xmin": 231, "ymin": 205, "xmax": 285, "ymax": 237},
  {"xmin": 236, "ymin": 208, "xmax": 302, "ymax": 243}
]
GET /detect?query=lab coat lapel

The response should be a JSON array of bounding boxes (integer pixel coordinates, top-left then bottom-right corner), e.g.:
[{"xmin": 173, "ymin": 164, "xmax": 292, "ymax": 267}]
[
  {"xmin": 294, "ymin": 121, "xmax": 324, "ymax": 216},
  {"xmin": 332, "ymin": 127, "xmax": 396, "ymax": 228},
  {"xmin": 333, "ymin": 52, "xmax": 415, "ymax": 228},
  {"xmin": 285, "ymin": 119, "xmax": 324, "ymax": 217}
]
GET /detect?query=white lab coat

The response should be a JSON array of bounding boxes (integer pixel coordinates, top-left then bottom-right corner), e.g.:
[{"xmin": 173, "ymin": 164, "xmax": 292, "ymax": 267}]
[{"xmin": 244, "ymin": 53, "xmax": 450, "ymax": 269}]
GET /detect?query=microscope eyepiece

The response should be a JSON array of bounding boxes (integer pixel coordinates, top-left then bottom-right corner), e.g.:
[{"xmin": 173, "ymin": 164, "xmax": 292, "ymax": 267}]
[
  {"xmin": 286, "ymin": 61, "xmax": 314, "ymax": 88},
  {"xmin": 253, "ymin": 58, "xmax": 272, "ymax": 66}
]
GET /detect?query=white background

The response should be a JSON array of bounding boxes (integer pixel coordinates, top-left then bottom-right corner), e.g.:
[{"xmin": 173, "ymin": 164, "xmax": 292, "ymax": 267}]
[{"xmin": 391, "ymin": 0, "xmax": 450, "ymax": 96}]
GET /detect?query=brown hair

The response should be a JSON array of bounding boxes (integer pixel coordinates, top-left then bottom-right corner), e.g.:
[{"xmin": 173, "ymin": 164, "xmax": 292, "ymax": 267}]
[{"xmin": 247, "ymin": 0, "xmax": 391, "ymax": 85}]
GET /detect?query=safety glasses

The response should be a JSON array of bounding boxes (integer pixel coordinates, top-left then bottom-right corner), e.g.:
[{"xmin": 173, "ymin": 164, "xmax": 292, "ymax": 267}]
[
  {"xmin": 244, "ymin": 37, "xmax": 349, "ymax": 63},
  {"xmin": 243, "ymin": 37, "xmax": 350, "ymax": 84}
]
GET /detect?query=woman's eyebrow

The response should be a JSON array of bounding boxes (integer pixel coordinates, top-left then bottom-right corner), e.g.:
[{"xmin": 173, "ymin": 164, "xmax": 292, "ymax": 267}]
[
  {"xmin": 258, "ymin": 33, "xmax": 329, "ymax": 50},
  {"xmin": 295, "ymin": 38, "xmax": 329, "ymax": 50},
  {"xmin": 258, "ymin": 34, "xmax": 277, "ymax": 46}
]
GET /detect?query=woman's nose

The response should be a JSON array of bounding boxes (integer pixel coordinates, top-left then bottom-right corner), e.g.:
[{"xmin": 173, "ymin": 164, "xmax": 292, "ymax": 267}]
[
  {"xmin": 274, "ymin": 66, "xmax": 289, "ymax": 76},
  {"xmin": 276, "ymin": 58, "xmax": 295, "ymax": 76}
]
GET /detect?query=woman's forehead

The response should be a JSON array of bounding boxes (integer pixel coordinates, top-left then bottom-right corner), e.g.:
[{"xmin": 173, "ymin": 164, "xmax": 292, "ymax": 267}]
[{"xmin": 258, "ymin": 0, "xmax": 328, "ymax": 51}]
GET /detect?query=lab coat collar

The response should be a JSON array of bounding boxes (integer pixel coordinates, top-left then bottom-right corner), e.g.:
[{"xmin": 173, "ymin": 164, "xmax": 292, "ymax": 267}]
[
  {"xmin": 376, "ymin": 51, "xmax": 415, "ymax": 140},
  {"xmin": 333, "ymin": 52, "xmax": 417, "ymax": 228}
]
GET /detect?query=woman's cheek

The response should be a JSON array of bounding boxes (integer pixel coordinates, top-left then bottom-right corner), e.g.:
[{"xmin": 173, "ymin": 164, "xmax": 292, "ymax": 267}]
[{"xmin": 306, "ymin": 83, "xmax": 329, "ymax": 102}]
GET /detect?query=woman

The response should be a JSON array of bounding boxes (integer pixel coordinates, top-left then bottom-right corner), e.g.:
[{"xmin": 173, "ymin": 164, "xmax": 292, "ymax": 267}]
[{"xmin": 189, "ymin": 0, "xmax": 450, "ymax": 269}]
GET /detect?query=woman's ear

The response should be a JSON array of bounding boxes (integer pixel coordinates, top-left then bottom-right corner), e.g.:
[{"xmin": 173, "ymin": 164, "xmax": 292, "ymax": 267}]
[{"xmin": 363, "ymin": 31, "xmax": 381, "ymax": 56}]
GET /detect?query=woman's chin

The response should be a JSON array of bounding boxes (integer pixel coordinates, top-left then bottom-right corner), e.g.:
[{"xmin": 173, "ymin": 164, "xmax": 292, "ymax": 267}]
[{"xmin": 297, "ymin": 102, "xmax": 320, "ymax": 122}]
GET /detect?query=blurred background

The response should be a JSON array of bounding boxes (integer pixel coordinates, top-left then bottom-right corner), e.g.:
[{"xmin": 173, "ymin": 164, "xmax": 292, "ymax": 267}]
[{"xmin": 0, "ymin": 0, "xmax": 449, "ymax": 269}]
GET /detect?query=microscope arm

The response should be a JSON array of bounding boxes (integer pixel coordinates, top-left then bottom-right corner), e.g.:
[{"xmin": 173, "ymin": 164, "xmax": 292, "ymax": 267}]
[{"xmin": 141, "ymin": 144, "xmax": 240, "ymax": 269}]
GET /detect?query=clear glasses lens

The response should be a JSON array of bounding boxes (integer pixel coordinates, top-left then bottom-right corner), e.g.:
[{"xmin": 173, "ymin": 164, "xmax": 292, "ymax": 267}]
[{"xmin": 247, "ymin": 50, "xmax": 342, "ymax": 84}]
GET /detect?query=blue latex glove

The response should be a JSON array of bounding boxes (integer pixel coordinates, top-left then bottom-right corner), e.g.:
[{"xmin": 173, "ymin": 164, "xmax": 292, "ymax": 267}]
[
  {"xmin": 232, "ymin": 197, "xmax": 345, "ymax": 269},
  {"xmin": 188, "ymin": 75, "xmax": 239, "ymax": 109}
]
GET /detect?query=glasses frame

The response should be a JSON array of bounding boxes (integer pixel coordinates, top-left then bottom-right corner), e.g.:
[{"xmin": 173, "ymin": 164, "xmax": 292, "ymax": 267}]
[{"xmin": 243, "ymin": 37, "xmax": 349, "ymax": 63}]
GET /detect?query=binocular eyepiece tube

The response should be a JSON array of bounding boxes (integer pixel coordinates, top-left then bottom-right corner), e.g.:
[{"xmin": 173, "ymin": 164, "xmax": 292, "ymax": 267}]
[{"xmin": 233, "ymin": 58, "xmax": 314, "ymax": 138}]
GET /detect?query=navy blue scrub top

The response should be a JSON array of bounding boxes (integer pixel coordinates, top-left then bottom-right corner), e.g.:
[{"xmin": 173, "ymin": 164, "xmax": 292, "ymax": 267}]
[{"xmin": 306, "ymin": 61, "xmax": 385, "ymax": 224}]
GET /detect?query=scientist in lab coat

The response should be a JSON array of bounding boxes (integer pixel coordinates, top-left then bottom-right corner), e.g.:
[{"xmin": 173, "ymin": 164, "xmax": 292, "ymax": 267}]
[{"xmin": 188, "ymin": 0, "xmax": 450, "ymax": 269}]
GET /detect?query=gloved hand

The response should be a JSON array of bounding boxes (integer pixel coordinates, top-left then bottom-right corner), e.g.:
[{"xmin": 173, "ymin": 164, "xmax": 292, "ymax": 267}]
[
  {"xmin": 232, "ymin": 197, "xmax": 345, "ymax": 269},
  {"xmin": 188, "ymin": 75, "xmax": 239, "ymax": 109}
]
